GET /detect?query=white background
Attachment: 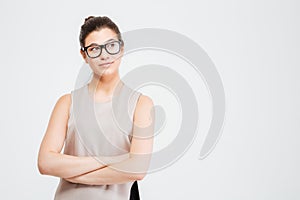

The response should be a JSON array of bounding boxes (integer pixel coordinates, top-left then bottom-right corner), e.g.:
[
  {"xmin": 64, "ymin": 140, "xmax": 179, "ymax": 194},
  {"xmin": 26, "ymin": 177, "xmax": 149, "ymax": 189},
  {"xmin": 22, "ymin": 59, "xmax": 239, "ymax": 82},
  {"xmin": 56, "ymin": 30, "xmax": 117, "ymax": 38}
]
[{"xmin": 0, "ymin": 0, "xmax": 299, "ymax": 199}]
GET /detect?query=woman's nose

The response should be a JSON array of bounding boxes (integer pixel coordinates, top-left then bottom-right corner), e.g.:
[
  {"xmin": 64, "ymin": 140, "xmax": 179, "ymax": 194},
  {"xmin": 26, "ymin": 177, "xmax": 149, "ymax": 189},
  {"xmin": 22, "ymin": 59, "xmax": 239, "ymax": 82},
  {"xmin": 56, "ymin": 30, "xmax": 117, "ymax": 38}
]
[{"xmin": 99, "ymin": 50, "xmax": 110, "ymax": 60}]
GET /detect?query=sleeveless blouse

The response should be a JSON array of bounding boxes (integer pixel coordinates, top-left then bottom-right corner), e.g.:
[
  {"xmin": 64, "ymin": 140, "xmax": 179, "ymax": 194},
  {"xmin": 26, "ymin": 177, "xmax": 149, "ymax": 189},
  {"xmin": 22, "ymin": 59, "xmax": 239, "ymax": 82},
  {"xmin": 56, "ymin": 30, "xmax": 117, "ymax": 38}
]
[{"xmin": 54, "ymin": 81, "xmax": 142, "ymax": 200}]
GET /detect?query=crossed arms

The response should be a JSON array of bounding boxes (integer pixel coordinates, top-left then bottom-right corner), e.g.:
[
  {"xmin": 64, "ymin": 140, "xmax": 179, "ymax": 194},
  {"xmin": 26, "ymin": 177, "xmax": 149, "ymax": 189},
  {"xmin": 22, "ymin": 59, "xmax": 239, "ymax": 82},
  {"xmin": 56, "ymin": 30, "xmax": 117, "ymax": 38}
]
[{"xmin": 38, "ymin": 93, "xmax": 154, "ymax": 185}]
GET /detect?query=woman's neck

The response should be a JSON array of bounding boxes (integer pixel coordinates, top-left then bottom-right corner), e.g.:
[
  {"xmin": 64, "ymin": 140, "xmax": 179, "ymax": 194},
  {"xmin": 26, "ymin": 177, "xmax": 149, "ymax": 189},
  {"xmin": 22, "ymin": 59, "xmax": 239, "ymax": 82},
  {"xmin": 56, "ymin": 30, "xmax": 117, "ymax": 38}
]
[{"xmin": 89, "ymin": 73, "xmax": 122, "ymax": 97}]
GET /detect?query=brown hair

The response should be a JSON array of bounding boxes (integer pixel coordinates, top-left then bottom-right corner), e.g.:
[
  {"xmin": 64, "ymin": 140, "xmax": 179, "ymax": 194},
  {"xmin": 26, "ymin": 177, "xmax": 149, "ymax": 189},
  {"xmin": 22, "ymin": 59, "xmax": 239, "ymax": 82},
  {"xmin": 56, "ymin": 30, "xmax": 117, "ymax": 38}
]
[{"xmin": 79, "ymin": 16, "xmax": 122, "ymax": 48}]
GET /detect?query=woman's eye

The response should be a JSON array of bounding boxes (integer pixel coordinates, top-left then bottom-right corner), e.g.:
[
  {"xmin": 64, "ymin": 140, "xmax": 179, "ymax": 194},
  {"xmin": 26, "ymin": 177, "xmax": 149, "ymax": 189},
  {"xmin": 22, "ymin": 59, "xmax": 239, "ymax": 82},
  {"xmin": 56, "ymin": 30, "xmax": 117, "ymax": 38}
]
[
  {"xmin": 107, "ymin": 43, "xmax": 115, "ymax": 48},
  {"xmin": 89, "ymin": 46, "xmax": 100, "ymax": 51}
]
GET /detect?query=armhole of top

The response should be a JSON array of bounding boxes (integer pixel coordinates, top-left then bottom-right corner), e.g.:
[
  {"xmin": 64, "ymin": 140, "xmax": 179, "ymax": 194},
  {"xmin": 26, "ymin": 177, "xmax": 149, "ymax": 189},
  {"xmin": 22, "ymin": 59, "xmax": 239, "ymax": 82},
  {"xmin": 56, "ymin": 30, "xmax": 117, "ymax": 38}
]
[
  {"xmin": 69, "ymin": 91, "xmax": 73, "ymax": 119},
  {"xmin": 129, "ymin": 91, "xmax": 143, "ymax": 143},
  {"xmin": 132, "ymin": 92, "xmax": 142, "ymax": 122}
]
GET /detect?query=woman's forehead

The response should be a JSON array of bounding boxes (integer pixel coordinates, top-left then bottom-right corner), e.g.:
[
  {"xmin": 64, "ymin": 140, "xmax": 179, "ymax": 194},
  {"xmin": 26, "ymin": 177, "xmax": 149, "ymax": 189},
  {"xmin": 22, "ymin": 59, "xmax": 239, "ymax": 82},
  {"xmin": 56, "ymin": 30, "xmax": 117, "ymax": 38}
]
[{"xmin": 85, "ymin": 28, "xmax": 119, "ymax": 46}]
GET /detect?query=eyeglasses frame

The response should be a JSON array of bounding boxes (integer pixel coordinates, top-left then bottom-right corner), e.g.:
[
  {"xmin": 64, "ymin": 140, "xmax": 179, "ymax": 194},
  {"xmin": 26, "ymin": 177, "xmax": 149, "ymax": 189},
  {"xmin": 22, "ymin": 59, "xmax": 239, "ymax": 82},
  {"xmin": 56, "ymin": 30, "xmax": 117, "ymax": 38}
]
[{"xmin": 81, "ymin": 39, "xmax": 124, "ymax": 58}]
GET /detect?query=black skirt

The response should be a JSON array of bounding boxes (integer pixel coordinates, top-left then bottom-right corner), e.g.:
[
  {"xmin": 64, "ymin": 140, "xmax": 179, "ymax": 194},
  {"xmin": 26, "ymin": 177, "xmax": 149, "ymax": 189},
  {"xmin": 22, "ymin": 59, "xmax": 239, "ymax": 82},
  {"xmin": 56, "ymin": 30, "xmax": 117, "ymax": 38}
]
[{"xmin": 129, "ymin": 181, "xmax": 140, "ymax": 200}]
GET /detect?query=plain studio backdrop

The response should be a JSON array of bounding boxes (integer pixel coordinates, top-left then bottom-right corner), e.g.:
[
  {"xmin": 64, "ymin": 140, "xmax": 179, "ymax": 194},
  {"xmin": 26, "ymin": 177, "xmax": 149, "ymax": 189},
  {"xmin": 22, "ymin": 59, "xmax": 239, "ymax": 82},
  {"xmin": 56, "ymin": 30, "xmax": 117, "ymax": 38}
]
[{"xmin": 0, "ymin": 0, "xmax": 299, "ymax": 199}]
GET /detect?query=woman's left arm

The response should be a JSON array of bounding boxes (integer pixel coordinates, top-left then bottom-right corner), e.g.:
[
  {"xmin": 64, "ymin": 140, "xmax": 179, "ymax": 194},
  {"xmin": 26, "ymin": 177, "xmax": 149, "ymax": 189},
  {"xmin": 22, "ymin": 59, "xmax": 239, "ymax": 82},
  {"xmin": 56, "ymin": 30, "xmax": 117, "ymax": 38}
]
[{"xmin": 65, "ymin": 95, "xmax": 155, "ymax": 185}]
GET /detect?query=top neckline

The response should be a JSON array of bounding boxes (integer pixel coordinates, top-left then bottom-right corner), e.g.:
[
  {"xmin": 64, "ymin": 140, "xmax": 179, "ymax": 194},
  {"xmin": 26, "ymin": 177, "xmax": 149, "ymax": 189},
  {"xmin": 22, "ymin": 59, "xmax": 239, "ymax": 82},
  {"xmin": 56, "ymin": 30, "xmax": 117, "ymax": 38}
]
[{"xmin": 85, "ymin": 81, "xmax": 125, "ymax": 104}]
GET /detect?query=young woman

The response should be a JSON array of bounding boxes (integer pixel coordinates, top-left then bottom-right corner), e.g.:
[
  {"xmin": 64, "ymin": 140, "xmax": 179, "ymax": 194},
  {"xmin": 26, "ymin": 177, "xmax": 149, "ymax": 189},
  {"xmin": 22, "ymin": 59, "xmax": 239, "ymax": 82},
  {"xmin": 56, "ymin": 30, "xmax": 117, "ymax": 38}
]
[{"xmin": 38, "ymin": 16, "xmax": 155, "ymax": 200}]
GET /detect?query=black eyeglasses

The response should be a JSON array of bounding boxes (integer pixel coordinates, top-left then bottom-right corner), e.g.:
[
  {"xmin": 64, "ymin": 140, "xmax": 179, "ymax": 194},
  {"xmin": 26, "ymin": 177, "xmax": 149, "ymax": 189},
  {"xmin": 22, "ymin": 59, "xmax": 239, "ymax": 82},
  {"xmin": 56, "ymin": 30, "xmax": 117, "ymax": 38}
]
[{"xmin": 82, "ymin": 39, "xmax": 123, "ymax": 58}]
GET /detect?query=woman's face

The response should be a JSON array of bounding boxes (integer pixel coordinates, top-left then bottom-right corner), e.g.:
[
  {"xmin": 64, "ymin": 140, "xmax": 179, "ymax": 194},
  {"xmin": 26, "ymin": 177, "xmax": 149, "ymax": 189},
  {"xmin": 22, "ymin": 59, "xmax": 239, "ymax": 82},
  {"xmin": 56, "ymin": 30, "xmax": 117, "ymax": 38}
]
[{"xmin": 81, "ymin": 28, "xmax": 123, "ymax": 77}]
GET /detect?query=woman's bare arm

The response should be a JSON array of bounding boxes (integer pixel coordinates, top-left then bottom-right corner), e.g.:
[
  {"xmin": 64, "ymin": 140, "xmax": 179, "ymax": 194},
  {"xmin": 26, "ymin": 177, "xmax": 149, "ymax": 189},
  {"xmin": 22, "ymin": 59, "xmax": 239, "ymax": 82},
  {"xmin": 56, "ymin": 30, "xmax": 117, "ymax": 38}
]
[
  {"xmin": 37, "ymin": 94, "xmax": 107, "ymax": 179},
  {"xmin": 65, "ymin": 94, "xmax": 155, "ymax": 185}
]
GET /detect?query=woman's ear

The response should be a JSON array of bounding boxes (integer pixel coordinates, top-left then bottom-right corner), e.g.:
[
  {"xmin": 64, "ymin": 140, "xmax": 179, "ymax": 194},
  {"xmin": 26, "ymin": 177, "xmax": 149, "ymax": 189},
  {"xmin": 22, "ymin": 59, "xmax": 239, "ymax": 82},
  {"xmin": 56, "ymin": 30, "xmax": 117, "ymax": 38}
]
[{"xmin": 80, "ymin": 49, "xmax": 88, "ymax": 64}]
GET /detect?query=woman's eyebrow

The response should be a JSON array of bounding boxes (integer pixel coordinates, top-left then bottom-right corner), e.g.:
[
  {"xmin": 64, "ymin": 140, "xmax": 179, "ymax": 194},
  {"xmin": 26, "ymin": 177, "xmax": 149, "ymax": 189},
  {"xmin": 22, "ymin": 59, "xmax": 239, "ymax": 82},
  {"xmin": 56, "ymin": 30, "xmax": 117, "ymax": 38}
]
[
  {"xmin": 86, "ymin": 42, "xmax": 100, "ymax": 47},
  {"xmin": 86, "ymin": 38, "xmax": 117, "ymax": 47},
  {"xmin": 104, "ymin": 38, "xmax": 115, "ymax": 43}
]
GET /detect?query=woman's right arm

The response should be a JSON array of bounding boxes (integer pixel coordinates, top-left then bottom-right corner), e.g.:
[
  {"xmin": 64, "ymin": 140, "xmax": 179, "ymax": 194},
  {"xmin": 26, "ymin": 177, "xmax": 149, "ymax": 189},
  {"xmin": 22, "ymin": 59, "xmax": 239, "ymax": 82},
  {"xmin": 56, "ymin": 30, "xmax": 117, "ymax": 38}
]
[{"xmin": 37, "ymin": 94, "xmax": 105, "ymax": 179}]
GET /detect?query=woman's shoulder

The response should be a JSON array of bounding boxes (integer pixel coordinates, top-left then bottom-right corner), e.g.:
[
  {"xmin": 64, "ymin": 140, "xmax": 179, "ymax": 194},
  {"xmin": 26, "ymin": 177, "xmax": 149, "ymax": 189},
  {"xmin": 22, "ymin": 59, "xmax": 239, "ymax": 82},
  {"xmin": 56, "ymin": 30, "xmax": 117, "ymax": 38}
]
[
  {"xmin": 57, "ymin": 93, "xmax": 71, "ymax": 104},
  {"xmin": 136, "ymin": 94, "xmax": 154, "ymax": 109},
  {"xmin": 54, "ymin": 93, "xmax": 72, "ymax": 115},
  {"xmin": 133, "ymin": 94, "xmax": 154, "ymax": 127}
]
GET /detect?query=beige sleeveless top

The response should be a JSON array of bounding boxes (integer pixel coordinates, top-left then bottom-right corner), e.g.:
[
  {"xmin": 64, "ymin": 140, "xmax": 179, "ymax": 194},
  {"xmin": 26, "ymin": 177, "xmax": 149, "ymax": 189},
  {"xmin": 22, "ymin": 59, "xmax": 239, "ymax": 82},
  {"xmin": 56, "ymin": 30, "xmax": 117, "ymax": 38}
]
[{"xmin": 54, "ymin": 81, "xmax": 142, "ymax": 200}]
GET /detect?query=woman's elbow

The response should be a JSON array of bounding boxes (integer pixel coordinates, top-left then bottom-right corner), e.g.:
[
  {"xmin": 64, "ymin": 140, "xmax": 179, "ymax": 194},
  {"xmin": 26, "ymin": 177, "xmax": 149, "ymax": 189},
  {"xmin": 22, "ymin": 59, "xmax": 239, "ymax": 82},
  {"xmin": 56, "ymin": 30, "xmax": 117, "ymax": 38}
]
[
  {"xmin": 135, "ymin": 173, "xmax": 147, "ymax": 181},
  {"xmin": 37, "ymin": 154, "xmax": 52, "ymax": 175},
  {"xmin": 38, "ymin": 159, "xmax": 47, "ymax": 175}
]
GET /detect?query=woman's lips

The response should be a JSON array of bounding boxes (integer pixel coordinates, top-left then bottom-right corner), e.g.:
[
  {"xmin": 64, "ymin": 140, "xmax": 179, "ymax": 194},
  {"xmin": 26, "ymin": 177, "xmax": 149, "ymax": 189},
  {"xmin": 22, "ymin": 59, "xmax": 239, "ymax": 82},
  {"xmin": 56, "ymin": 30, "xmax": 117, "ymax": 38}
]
[{"xmin": 99, "ymin": 61, "xmax": 114, "ymax": 68}]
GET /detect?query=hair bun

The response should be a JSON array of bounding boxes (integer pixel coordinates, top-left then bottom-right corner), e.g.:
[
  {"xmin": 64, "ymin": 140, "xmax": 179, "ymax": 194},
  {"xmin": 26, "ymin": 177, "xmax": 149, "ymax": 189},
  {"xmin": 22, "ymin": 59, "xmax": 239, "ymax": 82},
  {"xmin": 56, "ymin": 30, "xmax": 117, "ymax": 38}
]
[{"xmin": 84, "ymin": 16, "xmax": 95, "ymax": 23}]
